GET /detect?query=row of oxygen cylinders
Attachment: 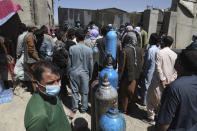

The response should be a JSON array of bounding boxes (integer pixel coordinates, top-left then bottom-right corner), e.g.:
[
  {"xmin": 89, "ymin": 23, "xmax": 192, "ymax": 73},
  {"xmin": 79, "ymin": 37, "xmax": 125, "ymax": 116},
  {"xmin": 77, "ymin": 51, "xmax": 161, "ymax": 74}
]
[{"xmin": 91, "ymin": 29, "xmax": 126, "ymax": 131}]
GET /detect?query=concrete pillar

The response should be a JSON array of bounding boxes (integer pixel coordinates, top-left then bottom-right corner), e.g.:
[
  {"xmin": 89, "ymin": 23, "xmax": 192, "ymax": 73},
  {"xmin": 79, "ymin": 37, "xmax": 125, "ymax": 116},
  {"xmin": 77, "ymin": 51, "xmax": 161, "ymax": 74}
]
[
  {"xmin": 143, "ymin": 10, "xmax": 159, "ymax": 39},
  {"xmin": 114, "ymin": 15, "xmax": 121, "ymax": 29},
  {"xmin": 170, "ymin": 0, "xmax": 197, "ymax": 49},
  {"xmin": 171, "ymin": 0, "xmax": 179, "ymax": 11},
  {"xmin": 34, "ymin": 0, "xmax": 49, "ymax": 26},
  {"xmin": 84, "ymin": 11, "xmax": 92, "ymax": 26},
  {"xmin": 122, "ymin": 14, "xmax": 130, "ymax": 25},
  {"xmin": 163, "ymin": 11, "xmax": 177, "ymax": 48},
  {"xmin": 175, "ymin": 4, "xmax": 194, "ymax": 49}
]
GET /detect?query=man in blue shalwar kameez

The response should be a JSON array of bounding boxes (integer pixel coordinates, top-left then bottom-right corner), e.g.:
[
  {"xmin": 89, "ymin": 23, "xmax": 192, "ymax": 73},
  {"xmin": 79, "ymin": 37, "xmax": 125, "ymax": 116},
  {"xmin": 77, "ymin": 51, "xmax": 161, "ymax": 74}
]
[
  {"xmin": 140, "ymin": 33, "xmax": 160, "ymax": 106},
  {"xmin": 67, "ymin": 29, "xmax": 93, "ymax": 113}
]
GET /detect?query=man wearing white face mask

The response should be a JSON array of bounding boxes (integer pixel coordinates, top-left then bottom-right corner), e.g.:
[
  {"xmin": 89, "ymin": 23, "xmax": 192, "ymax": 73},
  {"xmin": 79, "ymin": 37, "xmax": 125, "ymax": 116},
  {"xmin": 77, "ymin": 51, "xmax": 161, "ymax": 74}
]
[{"xmin": 24, "ymin": 61, "xmax": 71, "ymax": 131}]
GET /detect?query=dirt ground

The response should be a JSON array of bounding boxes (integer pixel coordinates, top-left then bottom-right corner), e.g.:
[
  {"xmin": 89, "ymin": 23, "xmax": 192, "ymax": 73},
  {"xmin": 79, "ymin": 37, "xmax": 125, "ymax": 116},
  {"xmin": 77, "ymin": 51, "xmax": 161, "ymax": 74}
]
[{"xmin": 0, "ymin": 86, "xmax": 154, "ymax": 131}]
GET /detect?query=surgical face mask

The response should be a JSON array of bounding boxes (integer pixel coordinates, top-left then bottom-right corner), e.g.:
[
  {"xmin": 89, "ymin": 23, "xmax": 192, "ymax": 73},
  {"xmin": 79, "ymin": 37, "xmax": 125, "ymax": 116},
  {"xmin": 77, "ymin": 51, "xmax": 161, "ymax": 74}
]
[{"xmin": 37, "ymin": 82, "xmax": 61, "ymax": 97}]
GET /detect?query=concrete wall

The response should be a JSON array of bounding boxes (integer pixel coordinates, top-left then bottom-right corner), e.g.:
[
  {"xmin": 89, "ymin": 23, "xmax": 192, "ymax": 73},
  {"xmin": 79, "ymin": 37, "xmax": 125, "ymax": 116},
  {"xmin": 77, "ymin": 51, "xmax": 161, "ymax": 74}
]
[
  {"xmin": 129, "ymin": 12, "xmax": 142, "ymax": 26},
  {"xmin": 13, "ymin": 0, "xmax": 54, "ymax": 27},
  {"xmin": 169, "ymin": 0, "xmax": 197, "ymax": 49},
  {"xmin": 143, "ymin": 10, "xmax": 159, "ymax": 39},
  {"xmin": 155, "ymin": 11, "xmax": 164, "ymax": 36},
  {"xmin": 162, "ymin": 11, "xmax": 177, "ymax": 48},
  {"xmin": 47, "ymin": 0, "xmax": 54, "ymax": 26},
  {"xmin": 143, "ymin": 10, "xmax": 151, "ymax": 34},
  {"xmin": 13, "ymin": 0, "xmax": 34, "ymax": 26},
  {"xmin": 58, "ymin": 8, "xmax": 142, "ymax": 29},
  {"xmin": 84, "ymin": 10, "xmax": 92, "ymax": 26},
  {"xmin": 175, "ymin": 4, "xmax": 195, "ymax": 49}
]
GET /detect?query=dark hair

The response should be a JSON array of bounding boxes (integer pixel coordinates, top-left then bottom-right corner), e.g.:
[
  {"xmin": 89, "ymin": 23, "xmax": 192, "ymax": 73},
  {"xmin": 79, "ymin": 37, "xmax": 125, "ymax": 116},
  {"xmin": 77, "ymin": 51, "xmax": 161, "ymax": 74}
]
[
  {"xmin": 89, "ymin": 21, "xmax": 95, "ymax": 25},
  {"xmin": 84, "ymin": 29, "xmax": 89, "ymax": 34},
  {"xmin": 125, "ymin": 23, "xmax": 131, "ymax": 27},
  {"xmin": 67, "ymin": 28, "xmax": 76, "ymax": 40},
  {"xmin": 75, "ymin": 29, "xmax": 85, "ymax": 41},
  {"xmin": 101, "ymin": 26, "xmax": 110, "ymax": 36},
  {"xmin": 28, "ymin": 27, "xmax": 37, "ymax": 32},
  {"xmin": 179, "ymin": 49, "xmax": 197, "ymax": 72},
  {"xmin": 34, "ymin": 29, "xmax": 44, "ymax": 39},
  {"xmin": 119, "ymin": 25, "xmax": 125, "ymax": 29},
  {"xmin": 19, "ymin": 23, "xmax": 27, "ymax": 34},
  {"xmin": 163, "ymin": 36, "xmax": 173, "ymax": 47},
  {"xmin": 40, "ymin": 25, "xmax": 48, "ymax": 34},
  {"xmin": 34, "ymin": 29, "xmax": 44, "ymax": 51},
  {"xmin": 149, "ymin": 33, "xmax": 159, "ymax": 45},
  {"xmin": 137, "ymin": 22, "xmax": 143, "ymax": 27},
  {"xmin": 33, "ymin": 61, "xmax": 60, "ymax": 82},
  {"xmin": 56, "ymin": 30, "xmax": 65, "ymax": 40}
]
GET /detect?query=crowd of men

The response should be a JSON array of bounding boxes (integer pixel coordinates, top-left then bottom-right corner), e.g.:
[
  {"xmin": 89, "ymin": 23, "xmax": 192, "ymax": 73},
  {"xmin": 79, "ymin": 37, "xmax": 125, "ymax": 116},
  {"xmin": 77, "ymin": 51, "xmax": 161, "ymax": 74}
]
[{"xmin": 0, "ymin": 20, "xmax": 197, "ymax": 131}]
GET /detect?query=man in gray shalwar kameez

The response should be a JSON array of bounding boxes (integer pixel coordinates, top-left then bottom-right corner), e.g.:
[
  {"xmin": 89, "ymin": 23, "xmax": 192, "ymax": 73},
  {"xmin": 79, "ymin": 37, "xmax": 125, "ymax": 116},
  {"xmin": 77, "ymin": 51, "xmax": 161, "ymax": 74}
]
[{"xmin": 67, "ymin": 29, "xmax": 93, "ymax": 113}]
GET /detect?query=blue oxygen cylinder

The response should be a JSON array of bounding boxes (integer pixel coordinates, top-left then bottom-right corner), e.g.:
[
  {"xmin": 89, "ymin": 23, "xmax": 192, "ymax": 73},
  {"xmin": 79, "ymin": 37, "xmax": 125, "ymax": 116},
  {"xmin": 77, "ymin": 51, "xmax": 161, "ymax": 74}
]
[
  {"xmin": 95, "ymin": 74, "xmax": 118, "ymax": 131},
  {"xmin": 99, "ymin": 53, "xmax": 118, "ymax": 90},
  {"xmin": 99, "ymin": 108, "xmax": 126, "ymax": 131},
  {"xmin": 105, "ymin": 29, "xmax": 117, "ymax": 60},
  {"xmin": 93, "ymin": 45, "xmax": 99, "ymax": 65}
]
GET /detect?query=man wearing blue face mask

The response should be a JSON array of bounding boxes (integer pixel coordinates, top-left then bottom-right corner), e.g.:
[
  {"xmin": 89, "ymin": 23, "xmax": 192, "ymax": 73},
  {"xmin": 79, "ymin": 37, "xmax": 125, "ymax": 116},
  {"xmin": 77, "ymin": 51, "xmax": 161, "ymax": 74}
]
[{"xmin": 24, "ymin": 61, "xmax": 71, "ymax": 131}]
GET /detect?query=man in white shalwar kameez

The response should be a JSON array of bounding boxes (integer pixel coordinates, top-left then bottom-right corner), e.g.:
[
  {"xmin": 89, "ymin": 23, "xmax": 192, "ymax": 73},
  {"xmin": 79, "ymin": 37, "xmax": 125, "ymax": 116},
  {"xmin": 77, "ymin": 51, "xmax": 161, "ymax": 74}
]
[{"xmin": 147, "ymin": 36, "xmax": 177, "ymax": 121}]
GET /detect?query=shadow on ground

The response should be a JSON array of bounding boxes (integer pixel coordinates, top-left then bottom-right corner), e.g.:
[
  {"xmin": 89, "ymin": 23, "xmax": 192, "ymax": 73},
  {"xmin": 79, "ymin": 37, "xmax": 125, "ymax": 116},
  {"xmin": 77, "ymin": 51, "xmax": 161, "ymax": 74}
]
[
  {"xmin": 60, "ymin": 93, "xmax": 73, "ymax": 110},
  {"xmin": 60, "ymin": 91, "xmax": 92, "ymax": 116},
  {"xmin": 127, "ymin": 103, "xmax": 147, "ymax": 120},
  {"xmin": 126, "ymin": 103, "xmax": 155, "ymax": 131}
]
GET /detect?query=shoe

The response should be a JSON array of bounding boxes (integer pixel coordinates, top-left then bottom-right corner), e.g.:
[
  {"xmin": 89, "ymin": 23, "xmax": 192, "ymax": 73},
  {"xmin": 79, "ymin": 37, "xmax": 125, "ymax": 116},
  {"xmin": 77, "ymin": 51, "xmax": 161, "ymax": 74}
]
[
  {"xmin": 80, "ymin": 107, "xmax": 89, "ymax": 114},
  {"xmin": 79, "ymin": 110, "xmax": 86, "ymax": 114},
  {"xmin": 72, "ymin": 109, "xmax": 78, "ymax": 113},
  {"xmin": 142, "ymin": 118, "xmax": 156, "ymax": 125},
  {"xmin": 147, "ymin": 119, "xmax": 155, "ymax": 125},
  {"xmin": 136, "ymin": 100, "xmax": 146, "ymax": 106}
]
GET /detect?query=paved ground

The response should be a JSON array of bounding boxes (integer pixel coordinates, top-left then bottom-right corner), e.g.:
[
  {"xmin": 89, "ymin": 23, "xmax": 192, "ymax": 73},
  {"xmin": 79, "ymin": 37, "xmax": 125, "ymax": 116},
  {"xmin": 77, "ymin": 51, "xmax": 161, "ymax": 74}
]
[{"xmin": 0, "ymin": 86, "xmax": 154, "ymax": 131}]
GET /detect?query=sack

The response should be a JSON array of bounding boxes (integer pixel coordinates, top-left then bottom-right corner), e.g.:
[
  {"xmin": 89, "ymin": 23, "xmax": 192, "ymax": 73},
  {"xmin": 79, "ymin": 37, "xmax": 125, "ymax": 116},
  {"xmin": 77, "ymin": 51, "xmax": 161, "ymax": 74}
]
[{"xmin": 14, "ymin": 54, "xmax": 31, "ymax": 81}]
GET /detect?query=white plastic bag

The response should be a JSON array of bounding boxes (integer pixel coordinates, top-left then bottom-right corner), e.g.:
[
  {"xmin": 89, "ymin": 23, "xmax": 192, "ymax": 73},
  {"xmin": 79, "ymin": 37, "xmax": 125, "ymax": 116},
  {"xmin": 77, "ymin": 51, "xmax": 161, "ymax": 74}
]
[{"xmin": 14, "ymin": 54, "xmax": 31, "ymax": 81}]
